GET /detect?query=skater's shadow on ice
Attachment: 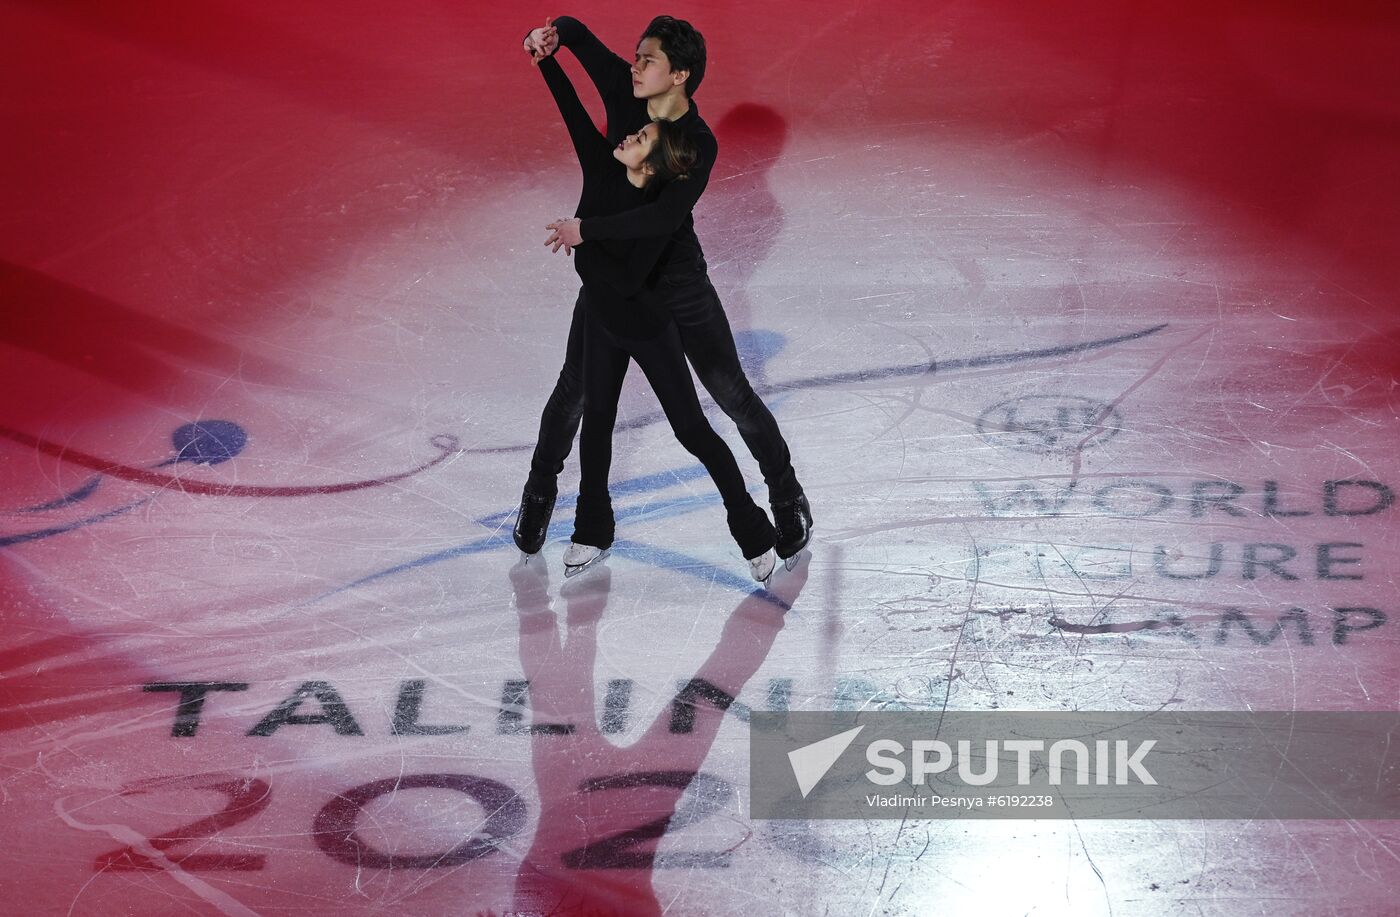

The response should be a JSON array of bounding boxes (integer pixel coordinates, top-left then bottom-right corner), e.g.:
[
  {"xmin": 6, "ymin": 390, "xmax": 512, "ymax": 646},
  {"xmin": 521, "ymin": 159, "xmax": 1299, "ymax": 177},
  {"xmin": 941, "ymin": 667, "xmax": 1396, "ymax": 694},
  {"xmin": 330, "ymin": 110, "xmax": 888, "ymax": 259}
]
[{"xmin": 506, "ymin": 555, "xmax": 809, "ymax": 916}]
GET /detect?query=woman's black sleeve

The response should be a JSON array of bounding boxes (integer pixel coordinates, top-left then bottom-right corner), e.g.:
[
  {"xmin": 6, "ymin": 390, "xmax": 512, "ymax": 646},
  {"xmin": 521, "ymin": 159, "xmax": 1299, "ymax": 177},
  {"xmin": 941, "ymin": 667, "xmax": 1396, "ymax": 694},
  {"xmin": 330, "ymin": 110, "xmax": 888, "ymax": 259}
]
[{"xmin": 538, "ymin": 56, "xmax": 609, "ymax": 171}]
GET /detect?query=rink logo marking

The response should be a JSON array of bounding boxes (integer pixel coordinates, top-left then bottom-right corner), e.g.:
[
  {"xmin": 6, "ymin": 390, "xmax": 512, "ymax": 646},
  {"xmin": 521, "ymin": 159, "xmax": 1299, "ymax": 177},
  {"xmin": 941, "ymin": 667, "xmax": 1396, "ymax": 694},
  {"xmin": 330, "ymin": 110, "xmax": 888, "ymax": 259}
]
[
  {"xmin": 971, "ymin": 539, "xmax": 1370, "ymax": 582},
  {"xmin": 93, "ymin": 774, "xmax": 272, "ymax": 872},
  {"xmin": 0, "ymin": 422, "xmax": 462, "ymax": 498},
  {"xmin": 16, "ymin": 474, "xmax": 103, "ymax": 512},
  {"xmin": 137, "ymin": 611, "xmax": 1391, "ymax": 746},
  {"xmin": 0, "ymin": 498, "xmax": 150, "ymax": 548},
  {"xmin": 560, "ymin": 771, "xmax": 738, "ymax": 869},
  {"xmin": 974, "ymin": 395, "xmax": 1123, "ymax": 455},
  {"xmin": 0, "ymin": 422, "xmax": 461, "ymax": 547},
  {"xmin": 143, "ymin": 676, "xmax": 778, "ymax": 739},
  {"xmin": 971, "ymin": 478, "xmax": 1395, "ymax": 518},
  {"xmin": 1047, "ymin": 606, "xmax": 1386, "ymax": 645},
  {"xmin": 89, "ymin": 767, "xmax": 735, "ymax": 873}
]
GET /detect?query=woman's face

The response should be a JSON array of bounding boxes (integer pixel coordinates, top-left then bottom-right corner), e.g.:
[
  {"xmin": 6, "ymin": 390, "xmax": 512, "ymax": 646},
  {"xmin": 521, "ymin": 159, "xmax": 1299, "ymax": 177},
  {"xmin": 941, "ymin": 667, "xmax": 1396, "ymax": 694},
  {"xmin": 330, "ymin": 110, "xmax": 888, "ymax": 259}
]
[{"xmin": 613, "ymin": 122, "xmax": 659, "ymax": 175}]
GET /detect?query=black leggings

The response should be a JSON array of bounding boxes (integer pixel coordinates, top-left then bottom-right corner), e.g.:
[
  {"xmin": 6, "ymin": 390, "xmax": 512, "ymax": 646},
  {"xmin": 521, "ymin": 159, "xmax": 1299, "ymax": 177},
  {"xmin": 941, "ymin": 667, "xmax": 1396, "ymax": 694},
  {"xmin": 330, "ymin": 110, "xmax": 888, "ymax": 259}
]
[
  {"xmin": 572, "ymin": 308, "xmax": 775, "ymax": 560},
  {"xmin": 526, "ymin": 271, "xmax": 802, "ymax": 505}
]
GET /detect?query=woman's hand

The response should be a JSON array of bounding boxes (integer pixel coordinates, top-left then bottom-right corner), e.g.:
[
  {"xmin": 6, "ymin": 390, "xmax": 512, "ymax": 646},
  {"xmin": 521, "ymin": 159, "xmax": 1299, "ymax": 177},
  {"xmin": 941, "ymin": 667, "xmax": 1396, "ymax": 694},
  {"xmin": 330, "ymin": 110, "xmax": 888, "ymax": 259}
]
[
  {"xmin": 523, "ymin": 18, "xmax": 559, "ymax": 65},
  {"xmin": 545, "ymin": 218, "xmax": 582, "ymax": 254}
]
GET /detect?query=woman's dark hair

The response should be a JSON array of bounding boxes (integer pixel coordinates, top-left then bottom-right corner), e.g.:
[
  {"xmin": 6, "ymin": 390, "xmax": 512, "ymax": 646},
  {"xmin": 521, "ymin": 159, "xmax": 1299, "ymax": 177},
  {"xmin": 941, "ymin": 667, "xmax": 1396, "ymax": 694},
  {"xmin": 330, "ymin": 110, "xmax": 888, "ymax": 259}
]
[
  {"xmin": 641, "ymin": 118, "xmax": 697, "ymax": 197},
  {"xmin": 639, "ymin": 15, "xmax": 706, "ymax": 97}
]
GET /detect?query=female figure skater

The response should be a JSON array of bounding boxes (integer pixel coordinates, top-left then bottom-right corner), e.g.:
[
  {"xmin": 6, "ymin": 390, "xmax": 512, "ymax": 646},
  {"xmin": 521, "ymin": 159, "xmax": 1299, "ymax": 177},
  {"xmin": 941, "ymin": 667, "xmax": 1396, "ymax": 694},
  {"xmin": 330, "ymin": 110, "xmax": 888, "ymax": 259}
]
[{"xmin": 534, "ymin": 54, "xmax": 777, "ymax": 581}]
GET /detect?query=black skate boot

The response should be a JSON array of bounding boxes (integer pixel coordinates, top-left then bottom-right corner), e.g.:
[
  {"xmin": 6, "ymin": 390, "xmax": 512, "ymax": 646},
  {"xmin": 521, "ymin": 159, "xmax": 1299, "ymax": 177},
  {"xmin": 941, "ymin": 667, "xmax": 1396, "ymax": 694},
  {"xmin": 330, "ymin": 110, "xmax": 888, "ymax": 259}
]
[
  {"xmin": 512, "ymin": 489, "xmax": 556, "ymax": 557},
  {"xmin": 772, "ymin": 493, "xmax": 812, "ymax": 570}
]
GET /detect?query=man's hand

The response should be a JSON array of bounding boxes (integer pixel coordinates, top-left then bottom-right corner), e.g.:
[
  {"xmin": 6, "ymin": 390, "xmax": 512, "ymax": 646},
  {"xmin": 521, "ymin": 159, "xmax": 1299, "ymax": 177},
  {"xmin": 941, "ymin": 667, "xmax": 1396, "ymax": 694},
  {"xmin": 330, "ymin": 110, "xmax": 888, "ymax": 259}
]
[
  {"xmin": 523, "ymin": 18, "xmax": 560, "ymax": 64},
  {"xmin": 545, "ymin": 218, "xmax": 582, "ymax": 253}
]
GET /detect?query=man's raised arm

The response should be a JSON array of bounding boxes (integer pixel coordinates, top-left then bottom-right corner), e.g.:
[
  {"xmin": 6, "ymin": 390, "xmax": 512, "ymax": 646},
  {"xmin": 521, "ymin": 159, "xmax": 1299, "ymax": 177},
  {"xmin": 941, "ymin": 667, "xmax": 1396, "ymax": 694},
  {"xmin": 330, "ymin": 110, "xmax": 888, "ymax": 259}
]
[
  {"xmin": 555, "ymin": 18, "xmax": 634, "ymax": 117},
  {"xmin": 525, "ymin": 17, "xmax": 637, "ymax": 135}
]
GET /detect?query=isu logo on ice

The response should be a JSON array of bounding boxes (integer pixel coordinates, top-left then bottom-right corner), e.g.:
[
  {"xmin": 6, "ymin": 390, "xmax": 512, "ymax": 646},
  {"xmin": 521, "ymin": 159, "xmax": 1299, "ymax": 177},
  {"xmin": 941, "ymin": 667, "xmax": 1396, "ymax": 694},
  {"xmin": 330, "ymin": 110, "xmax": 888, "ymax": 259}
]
[{"xmin": 975, "ymin": 394, "xmax": 1124, "ymax": 455}]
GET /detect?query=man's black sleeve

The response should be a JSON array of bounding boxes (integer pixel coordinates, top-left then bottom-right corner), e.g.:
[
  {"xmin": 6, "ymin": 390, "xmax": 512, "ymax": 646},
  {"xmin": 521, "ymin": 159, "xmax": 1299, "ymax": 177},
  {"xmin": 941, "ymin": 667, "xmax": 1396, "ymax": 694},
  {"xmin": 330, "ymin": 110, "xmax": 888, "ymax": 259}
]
[
  {"xmin": 553, "ymin": 16, "xmax": 633, "ymax": 123},
  {"xmin": 579, "ymin": 132, "xmax": 717, "ymax": 242}
]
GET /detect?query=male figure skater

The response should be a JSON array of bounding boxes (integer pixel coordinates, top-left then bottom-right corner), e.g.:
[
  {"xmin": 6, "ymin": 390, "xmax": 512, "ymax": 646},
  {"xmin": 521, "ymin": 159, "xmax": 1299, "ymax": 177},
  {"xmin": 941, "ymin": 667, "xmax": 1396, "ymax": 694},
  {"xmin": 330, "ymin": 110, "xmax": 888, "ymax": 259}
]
[{"xmin": 515, "ymin": 14, "xmax": 813, "ymax": 568}]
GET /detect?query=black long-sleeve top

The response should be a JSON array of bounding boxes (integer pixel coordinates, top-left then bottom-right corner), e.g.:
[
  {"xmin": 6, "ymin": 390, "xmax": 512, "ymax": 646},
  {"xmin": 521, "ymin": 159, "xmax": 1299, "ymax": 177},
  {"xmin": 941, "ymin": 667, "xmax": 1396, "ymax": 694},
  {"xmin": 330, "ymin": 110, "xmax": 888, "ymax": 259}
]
[
  {"xmin": 551, "ymin": 16, "xmax": 716, "ymax": 275},
  {"xmin": 540, "ymin": 56, "xmax": 672, "ymax": 340}
]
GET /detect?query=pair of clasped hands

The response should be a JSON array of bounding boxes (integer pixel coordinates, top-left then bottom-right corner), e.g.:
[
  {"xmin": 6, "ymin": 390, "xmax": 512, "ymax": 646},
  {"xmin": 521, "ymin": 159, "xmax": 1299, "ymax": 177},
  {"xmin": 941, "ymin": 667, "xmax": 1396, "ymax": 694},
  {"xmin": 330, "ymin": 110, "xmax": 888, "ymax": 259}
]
[{"xmin": 525, "ymin": 18, "xmax": 584, "ymax": 256}]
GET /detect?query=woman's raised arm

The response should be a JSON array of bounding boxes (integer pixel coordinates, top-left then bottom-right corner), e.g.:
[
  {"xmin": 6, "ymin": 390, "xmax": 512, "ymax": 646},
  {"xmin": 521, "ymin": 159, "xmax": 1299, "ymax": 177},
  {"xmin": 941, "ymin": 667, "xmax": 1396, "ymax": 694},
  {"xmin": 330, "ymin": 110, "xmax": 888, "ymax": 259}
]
[{"xmin": 538, "ymin": 56, "xmax": 610, "ymax": 172}]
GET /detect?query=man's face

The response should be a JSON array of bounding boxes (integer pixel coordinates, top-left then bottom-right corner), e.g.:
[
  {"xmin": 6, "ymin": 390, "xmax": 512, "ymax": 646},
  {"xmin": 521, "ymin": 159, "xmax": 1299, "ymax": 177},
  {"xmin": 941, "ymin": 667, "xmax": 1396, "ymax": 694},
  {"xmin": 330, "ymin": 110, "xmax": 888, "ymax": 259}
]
[{"xmin": 632, "ymin": 37, "xmax": 683, "ymax": 99}]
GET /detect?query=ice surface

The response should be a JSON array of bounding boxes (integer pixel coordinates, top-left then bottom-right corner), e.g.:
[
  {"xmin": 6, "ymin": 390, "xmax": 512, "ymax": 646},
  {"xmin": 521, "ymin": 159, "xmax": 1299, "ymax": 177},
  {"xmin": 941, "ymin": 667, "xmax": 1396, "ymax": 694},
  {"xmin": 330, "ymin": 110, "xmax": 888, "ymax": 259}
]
[{"xmin": 3, "ymin": 3, "xmax": 1400, "ymax": 915}]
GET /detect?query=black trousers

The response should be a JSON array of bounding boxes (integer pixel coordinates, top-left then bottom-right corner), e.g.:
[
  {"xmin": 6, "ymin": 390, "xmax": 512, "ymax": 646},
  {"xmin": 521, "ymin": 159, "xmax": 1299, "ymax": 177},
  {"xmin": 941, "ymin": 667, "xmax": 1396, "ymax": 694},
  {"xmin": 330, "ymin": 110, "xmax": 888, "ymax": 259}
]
[
  {"xmin": 525, "ymin": 270, "xmax": 802, "ymax": 505},
  {"xmin": 569, "ymin": 306, "xmax": 774, "ymax": 559}
]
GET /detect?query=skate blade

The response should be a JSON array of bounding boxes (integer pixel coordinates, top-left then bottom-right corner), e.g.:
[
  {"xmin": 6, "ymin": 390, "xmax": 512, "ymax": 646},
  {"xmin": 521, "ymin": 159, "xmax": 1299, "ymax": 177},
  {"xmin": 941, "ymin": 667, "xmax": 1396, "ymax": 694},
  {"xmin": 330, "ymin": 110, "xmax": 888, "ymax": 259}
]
[
  {"xmin": 782, "ymin": 548, "xmax": 809, "ymax": 572},
  {"xmin": 563, "ymin": 549, "xmax": 610, "ymax": 578}
]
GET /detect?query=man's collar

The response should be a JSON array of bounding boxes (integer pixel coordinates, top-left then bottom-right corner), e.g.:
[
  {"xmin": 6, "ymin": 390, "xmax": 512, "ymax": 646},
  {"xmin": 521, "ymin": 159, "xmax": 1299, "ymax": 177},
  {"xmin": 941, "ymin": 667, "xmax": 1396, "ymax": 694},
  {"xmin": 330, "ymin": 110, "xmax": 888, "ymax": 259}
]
[{"xmin": 647, "ymin": 92, "xmax": 696, "ymax": 123}]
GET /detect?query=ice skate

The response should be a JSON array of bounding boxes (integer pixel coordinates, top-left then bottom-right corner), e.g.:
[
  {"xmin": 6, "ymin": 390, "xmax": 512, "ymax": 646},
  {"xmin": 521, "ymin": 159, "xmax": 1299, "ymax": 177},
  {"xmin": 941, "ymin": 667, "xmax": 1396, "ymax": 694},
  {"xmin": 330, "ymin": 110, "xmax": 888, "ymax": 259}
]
[
  {"xmin": 748, "ymin": 548, "xmax": 776, "ymax": 584},
  {"xmin": 563, "ymin": 542, "xmax": 610, "ymax": 577},
  {"xmin": 773, "ymin": 494, "xmax": 812, "ymax": 570},
  {"xmin": 513, "ymin": 488, "xmax": 557, "ymax": 555}
]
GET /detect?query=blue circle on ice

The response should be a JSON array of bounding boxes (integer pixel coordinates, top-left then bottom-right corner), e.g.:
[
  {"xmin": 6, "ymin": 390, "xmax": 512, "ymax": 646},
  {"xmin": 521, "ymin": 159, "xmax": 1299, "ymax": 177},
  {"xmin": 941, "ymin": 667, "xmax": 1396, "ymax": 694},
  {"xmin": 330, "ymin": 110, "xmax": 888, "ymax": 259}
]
[
  {"xmin": 733, "ymin": 329, "xmax": 786, "ymax": 373},
  {"xmin": 170, "ymin": 420, "xmax": 247, "ymax": 465}
]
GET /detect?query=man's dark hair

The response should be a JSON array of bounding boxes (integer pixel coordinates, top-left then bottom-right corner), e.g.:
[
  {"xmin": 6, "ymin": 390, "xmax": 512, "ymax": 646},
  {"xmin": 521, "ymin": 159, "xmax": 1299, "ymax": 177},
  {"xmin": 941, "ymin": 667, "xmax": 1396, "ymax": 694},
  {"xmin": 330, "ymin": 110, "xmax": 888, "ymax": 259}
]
[{"xmin": 639, "ymin": 15, "xmax": 706, "ymax": 97}]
